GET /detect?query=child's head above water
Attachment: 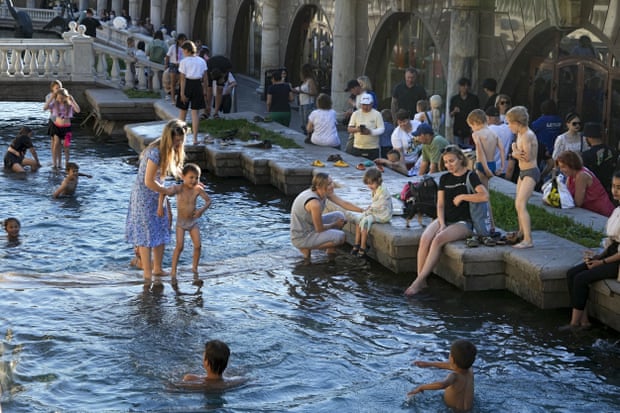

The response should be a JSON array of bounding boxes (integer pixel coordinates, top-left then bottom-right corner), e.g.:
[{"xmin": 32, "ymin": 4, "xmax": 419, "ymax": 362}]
[
  {"xmin": 4, "ymin": 217, "xmax": 21, "ymax": 240},
  {"xmin": 450, "ymin": 339, "xmax": 477, "ymax": 370},
  {"xmin": 204, "ymin": 340, "xmax": 230, "ymax": 376},
  {"xmin": 66, "ymin": 162, "xmax": 79, "ymax": 174}
]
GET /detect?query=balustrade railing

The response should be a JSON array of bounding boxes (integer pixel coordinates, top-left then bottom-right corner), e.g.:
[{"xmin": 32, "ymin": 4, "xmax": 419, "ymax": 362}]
[{"xmin": 0, "ymin": 40, "xmax": 72, "ymax": 79}]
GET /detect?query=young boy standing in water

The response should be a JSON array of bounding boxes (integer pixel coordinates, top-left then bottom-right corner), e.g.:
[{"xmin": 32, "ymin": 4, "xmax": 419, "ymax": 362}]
[
  {"xmin": 159, "ymin": 163, "xmax": 211, "ymax": 285},
  {"xmin": 407, "ymin": 339, "xmax": 477, "ymax": 411}
]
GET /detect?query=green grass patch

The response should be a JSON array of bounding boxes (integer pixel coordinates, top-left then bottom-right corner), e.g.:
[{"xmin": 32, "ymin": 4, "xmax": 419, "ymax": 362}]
[
  {"xmin": 491, "ymin": 191, "xmax": 604, "ymax": 247},
  {"xmin": 124, "ymin": 89, "xmax": 161, "ymax": 99},
  {"xmin": 196, "ymin": 118, "xmax": 302, "ymax": 149}
]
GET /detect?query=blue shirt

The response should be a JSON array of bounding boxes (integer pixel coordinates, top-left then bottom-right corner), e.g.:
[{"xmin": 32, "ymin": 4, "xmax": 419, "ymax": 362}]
[
  {"xmin": 380, "ymin": 121, "xmax": 395, "ymax": 147},
  {"xmin": 531, "ymin": 114, "xmax": 563, "ymax": 155}
]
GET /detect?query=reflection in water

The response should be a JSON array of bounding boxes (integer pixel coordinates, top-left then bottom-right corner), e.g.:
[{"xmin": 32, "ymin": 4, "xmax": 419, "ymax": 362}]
[{"xmin": 0, "ymin": 102, "xmax": 619, "ymax": 411}]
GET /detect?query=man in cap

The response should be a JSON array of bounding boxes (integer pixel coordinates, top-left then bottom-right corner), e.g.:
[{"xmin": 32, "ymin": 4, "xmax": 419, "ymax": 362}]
[
  {"xmin": 391, "ymin": 67, "xmax": 427, "ymax": 121},
  {"xmin": 581, "ymin": 122, "xmax": 616, "ymax": 199},
  {"xmin": 413, "ymin": 123, "xmax": 449, "ymax": 175},
  {"xmin": 347, "ymin": 93, "xmax": 385, "ymax": 160}
]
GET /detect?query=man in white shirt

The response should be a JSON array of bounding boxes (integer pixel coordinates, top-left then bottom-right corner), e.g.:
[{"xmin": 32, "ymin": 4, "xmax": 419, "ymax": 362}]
[{"xmin": 347, "ymin": 93, "xmax": 385, "ymax": 160}]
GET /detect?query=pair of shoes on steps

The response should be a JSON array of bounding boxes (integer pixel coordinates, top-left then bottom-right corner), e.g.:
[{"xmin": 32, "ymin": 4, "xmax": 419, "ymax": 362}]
[
  {"xmin": 357, "ymin": 246, "xmax": 370, "ymax": 258},
  {"xmin": 350, "ymin": 244, "xmax": 360, "ymax": 255}
]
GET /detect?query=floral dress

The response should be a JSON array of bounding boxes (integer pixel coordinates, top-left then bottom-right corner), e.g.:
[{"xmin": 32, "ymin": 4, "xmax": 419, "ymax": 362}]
[{"xmin": 125, "ymin": 146, "xmax": 170, "ymax": 247}]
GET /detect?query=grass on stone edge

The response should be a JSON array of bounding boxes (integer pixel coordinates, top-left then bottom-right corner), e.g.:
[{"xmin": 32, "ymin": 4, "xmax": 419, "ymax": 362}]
[
  {"xmin": 197, "ymin": 118, "xmax": 302, "ymax": 149},
  {"xmin": 124, "ymin": 89, "xmax": 161, "ymax": 99},
  {"xmin": 490, "ymin": 191, "xmax": 603, "ymax": 248}
]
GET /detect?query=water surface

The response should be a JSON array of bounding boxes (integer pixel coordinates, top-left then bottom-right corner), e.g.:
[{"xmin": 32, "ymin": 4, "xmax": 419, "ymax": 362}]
[{"xmin": 0, "ymin": 102, "xmax": 619, "ymax": 412}]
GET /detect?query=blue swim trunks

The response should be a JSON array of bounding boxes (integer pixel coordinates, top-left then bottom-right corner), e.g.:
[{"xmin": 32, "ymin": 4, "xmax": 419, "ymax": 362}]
[{"xmin": 475, "ymin": 161, "xmax": 496, "ymax": 175}]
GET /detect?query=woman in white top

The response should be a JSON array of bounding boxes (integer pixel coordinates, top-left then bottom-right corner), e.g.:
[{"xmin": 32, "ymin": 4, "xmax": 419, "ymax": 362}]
[
  {"xmin": 307, "ymin": 94, "xmax": 340, "ymax": 148},
  {"xmin": 390, "ymin": 109, "xmax": 421, "ymax": 171},
  {"xmin": 294, "ymin": 64, "xmax": 318, "ymax": 134},
  {"xmin": 552, "ymin": 112, "xmax": 589, "ymax": 160}
]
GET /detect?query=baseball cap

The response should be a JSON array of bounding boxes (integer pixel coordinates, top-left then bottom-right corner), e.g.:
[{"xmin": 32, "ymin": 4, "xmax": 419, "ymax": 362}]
[
  {"xmin": 359, "ymin": 93, "xmax": 373, "ymax": 105},
  {"xmin": 412, "ymin": 123, "xmax": 434, "ymax": 136},
  {"xmin": 345, "ymin": 79, "xmax": 360, "ymax": 92},
  {"xmin": 582, "ymin": 122, "xmax": 602, "ymax": 139}
]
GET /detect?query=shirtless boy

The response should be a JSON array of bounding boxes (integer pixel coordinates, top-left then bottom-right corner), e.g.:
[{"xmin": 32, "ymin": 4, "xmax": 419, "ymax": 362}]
[
  {"xmin": 159, "ymin": 163, "xmax": 211, "ymax": 284},
  {"xmin": 505, "ymin": 106, "xmax": 539, "ymax": 249},
  {"xmin": 407, "ymin": 339, "xmax": 477, "ymax": 412},
  {"xmin": 180, "ymin": 339, "xmax": 246, "ymax": 390},
  {"xmin": 52, "ymin": 162, "xmax": 92, "ymax": 198}
]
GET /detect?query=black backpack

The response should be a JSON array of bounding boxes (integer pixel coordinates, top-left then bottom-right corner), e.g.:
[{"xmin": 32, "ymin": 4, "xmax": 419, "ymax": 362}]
[{"xmin": 400, "ymin": 176, "xmax": 438, "ymax": 226}]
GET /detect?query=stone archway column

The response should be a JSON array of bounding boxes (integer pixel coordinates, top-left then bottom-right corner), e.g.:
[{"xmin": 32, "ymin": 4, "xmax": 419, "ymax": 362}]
[
  {"xmin": 128, "ymin": 0, "xmax": 139, "ymax": 25},
  {"xmin": 78, "ymin": 0, "xmax": 88, "ymax": 11},
  {"xmin": 212, "ymin": 0, "xmax": 227, "ymax": 55},
  {"xmin": 331, "ymin": 0, "xmax": 358, "ymax": 112},
  {"xmin": 150, "ymin": 0, "xmax": 162, "ymax": 32},
  {"xmin": 176, "ymin": 0, "xmax": 191, "ymax": 36},
  {"xmin": 257, "ymin": 0, "xmax": 280, "ymax": 96},
  {"xmin": 96, "ymin": 0, "xmax": 107, "ymax": 15},
  {"xmin": 111, "ymin": 0, "xmax": 121, "ymax": 15},
  {"xmin": 445, "ymin": 0, "xmax": 480, "ymax": 143}
]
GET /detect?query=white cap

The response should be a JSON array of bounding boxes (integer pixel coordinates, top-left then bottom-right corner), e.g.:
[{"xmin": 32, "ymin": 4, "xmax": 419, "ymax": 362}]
[{"xmin": 359, "ymin": 93, "xmax": 373, "ymax": 105}]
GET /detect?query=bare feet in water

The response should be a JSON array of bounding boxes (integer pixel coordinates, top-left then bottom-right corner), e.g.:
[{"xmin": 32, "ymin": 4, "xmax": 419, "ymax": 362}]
[{"xmin": 404, "ymin": 280, "xmax": 427, "ymax": 296}]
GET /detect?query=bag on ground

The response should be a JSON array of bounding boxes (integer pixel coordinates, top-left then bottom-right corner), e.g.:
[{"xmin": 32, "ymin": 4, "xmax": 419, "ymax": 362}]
[{"xmin": 400, "ymin": 176, "xmax": 438, "ymax": 220}]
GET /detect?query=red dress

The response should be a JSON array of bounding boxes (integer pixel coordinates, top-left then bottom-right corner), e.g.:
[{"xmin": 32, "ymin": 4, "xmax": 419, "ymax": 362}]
[{"xmin": 567, "ymin": 167, "xmax": 614, "ymax": 217}]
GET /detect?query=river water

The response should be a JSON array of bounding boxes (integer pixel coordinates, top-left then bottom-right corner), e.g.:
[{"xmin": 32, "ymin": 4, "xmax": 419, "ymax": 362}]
[{"xmin": 0, "ymin": 102, "xmax": 619, "ymax": 412}]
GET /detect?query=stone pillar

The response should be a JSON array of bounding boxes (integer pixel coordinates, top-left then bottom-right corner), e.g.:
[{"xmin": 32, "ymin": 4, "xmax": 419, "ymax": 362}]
[
  {"xmin": 96, "ymin": 0, "xmax": 106, "ymax": 15},
  {"xmin": 257, "ymin": 0, "xmax": 280, "ymax": 96},
  {"xmin": 111, "ymin": 0, "xmax": 122, "ymax": 15},
  {"xmin": 129, "ymin": 0, "xmax": 139, "ymax": 25},
  {"xmin": 150, "ymin": 0, "xmax": 162, "ymax": 31},
  {"xmin": 78, "ymin": 0, "xmax": 88, "ymax": 11},
  {"xmin": 176, "ymin": 0, "xmax": 191, "ymax": 36},
  {"xmin": 212, "ymin": 0, "xmax": 227, "ymax": 55},
  {"xmin": 26, "ymin": 0, "xmax": 35, "ymax": 8},
  {"xmin": 69, "ymin": 27, "xmax": 95, "ymax": 81},
  {"xmin": 445, "ymin": 0, "xmax": 480, "ymax": 142},
  {"xmin": 331, "ymin": 0, "xmax": 357, "ymax": 112}
]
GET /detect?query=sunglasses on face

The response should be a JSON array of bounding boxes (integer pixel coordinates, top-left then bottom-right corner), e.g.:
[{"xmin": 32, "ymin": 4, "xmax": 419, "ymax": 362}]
[{"xmin": 571, "ymin": 122, "xmax": 582, "ymax": 126}]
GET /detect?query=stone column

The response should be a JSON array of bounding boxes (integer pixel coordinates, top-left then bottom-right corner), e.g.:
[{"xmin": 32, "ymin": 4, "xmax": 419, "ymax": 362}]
[
  {"xmin": 257, "ymin": 0, "xmax": 280, "ymax": 96},
  {"xmin": 445, "ymin": 0, "xmax": 480, "ymax": 142},
  {"xmin": 150, "ymin": 0, "xmax": 162, "ymax": 32},
  {"xmin": 69, "ymin": 28, "xmax": 95, "ymax": 81},
  {"xmin": 128, "ymin": 0, "xmax": 139, "ymax": 25},
  {"xmin": 111, "ymin": 0, "xmax": 122, "ymax": 15},
  {"xmin": 212, "ymin": 0, "xmax": 227, "ymax": 55},
  {"xmin": 96, "ymin": 0, "xmax": 106, "ymax": 15},
  {"xmin": 176, "ymin": 0, "xmax": 191, "ymax": 36},
  {"xmin": 331, "ymin": 0, "xmax": 357, "ymax": 112},
  {"xmin": 78, "ymin": 0, "xmax": 88, "ymax": 11},
  {"xmin": 26, "ymin": 0, "xmax": 35, "ymax": 8}
]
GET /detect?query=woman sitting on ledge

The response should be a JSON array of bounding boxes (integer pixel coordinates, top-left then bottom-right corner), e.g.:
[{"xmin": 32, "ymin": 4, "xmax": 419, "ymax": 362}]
[
  {"xmin": 290, "ymin": 173, "xmax": 363, "ymax": 264},
  {"xmin": 556, "ymin": 150, "xmax": 614, "ymax": 217},
  {"xmin": 405, "ymin": 145, "xmax": 488, "ymax": 296},
  {"xmin": 562, "ymin": 170, "xmax": 620, "ymax": 331}
]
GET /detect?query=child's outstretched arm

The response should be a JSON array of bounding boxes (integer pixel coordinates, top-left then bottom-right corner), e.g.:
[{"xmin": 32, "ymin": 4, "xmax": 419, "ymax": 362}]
[
  {"xmin": 407, "ymin": 372, "xmax": 457, "ymax": 396},
  {"xmin": 414, "ymin": 360, "xmax": 452, "ymax": 370}
]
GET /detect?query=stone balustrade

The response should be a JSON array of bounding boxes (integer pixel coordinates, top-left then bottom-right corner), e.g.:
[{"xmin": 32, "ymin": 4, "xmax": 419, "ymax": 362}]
[
  {"xmin": 0, "ymin": 5, "xmax": 58, "ymax": 23},
  {"xmin": 0, "ymin": 39, "xmax": 72, "ymax": 78}
]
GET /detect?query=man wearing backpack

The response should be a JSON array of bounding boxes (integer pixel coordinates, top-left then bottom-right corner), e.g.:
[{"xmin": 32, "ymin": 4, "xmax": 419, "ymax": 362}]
[{"xmin": 581, "ymin": 122, "xmax": 616, "ymax": 201}]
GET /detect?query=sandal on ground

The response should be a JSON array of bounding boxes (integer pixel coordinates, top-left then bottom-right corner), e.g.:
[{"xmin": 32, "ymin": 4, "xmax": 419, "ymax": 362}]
[
  {"xmin": 482, "ymin": 236, "xmax": 496, "ymax": 247},
  {"xmin": 356, "ymin": 163, "xmax": 366, "ymax": 170},
  {"xmin": 357, "ymin": 246, "xmax": 370, "ymax": 258},
  {"xmin": 200, "ymin": 113, "xmax": 209, "ymax": 120},
  {"xmin": 466, "ymin": 237, "xmax": 480, "ymax": 248},
  {"xmin": 327, "ymin": 154, "xmax": 343, "ymax": 162},
  {"xmin": 505, "ymin": 231, "xmax": 523, "ymax": 245},
  {"xmin": 350, "ymin": 244, "xmax": 360, "ymax": 255},
  {"xmin": 374, "ymin": 162, "xmax": 384, "ymax": 172},
  {"xmin": 312, "ymin": 160, "xmax": 325, "ymax": 167},
  {"xmin": 334, "ymin": 160, "xmax": 349, "ymax": 167},
  {"xmin": 513, "ymin": 241, "xmax": 534, "ymax": 249}
]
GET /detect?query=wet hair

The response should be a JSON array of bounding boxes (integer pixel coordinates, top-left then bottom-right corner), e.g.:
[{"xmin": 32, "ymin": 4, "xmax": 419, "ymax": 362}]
[
  {"xmin": 181, "ymin": 40, "xmax": 197, "ymax": 54},
  {"xmin": 316, "ymin": 93, "xmax": 332, "ymax": 110},
  {"xmin": 450, "ymin": 339, "xmax": 477, "ymax": 370},
  {"xmin": 66, "ymin": 162, "xmax": 79, "ymax": 172},
  {"xmin": 458, "ymin": 77, "xmax": 471, "ymax": 87},
  {"xmin": 182, "ymin": 162, "xmax": 201, "ymax": 176},
  {"xmin": 441, "ymin": 145, "xmax": 468, "ymax": 168},
  {"xmin": 467, "ymin": 108, "xmax": 487, "ymax": 125},
  {"xmin": 363, "ymin": 167, "xmax": 383, "ymax": 185},
  {"xmin": 204, "ymin": 340, "xmax": 230, "ymax": 375},
  {"xmin": 505, "ymin": 106, "xmax": 529, "ymax": 126},
  {"xmin": 381, "ymin": 109, "xmax": 393, "ymax": 123},
  {"xmin": 4, "ymin": 217, "xmax": 20, "ymax": 231},
  {"xmin": 387, "ymin": 149, "xmax": 401, "ymax": 160},
  {"xmin": 564, "ymin": 112, "xmax": 581, "ymax": 124},
  {"xmin": 556, "ymin": 150, "xmax": 583, "ymax": 170},
  {"xmin": 396, "ymin": 109, "xmax": 410, "ymax": 121},
  {"xmin": 416, "ymin": 99, "xmax": 429, "ymax": 112},
  {"xmin": 357, "ymin": 75, "xmax": 373, "ymax": 91},
  {"xmin": 311, "ymin": 172, "xmax": 331, "ymax": 191},
  {"xmin": 540, "ymin": 100, "xmax": 557, "ymax": 115},
  {"xmin": 18, "ymin": 126, "xmax": 32, "ymax": 136},
  {"xmin": 146, "ymin": 119, "xmax": 186, "ymax": 179}
]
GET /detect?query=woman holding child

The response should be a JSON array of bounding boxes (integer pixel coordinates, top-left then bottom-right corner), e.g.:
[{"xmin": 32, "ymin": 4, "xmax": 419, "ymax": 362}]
[
  {"xmin": 290, "ymin": 172, "xmax": 363, "ymax": 264},
  {"xmin": 563, "ymin": 171, "xmax": 620, "ymax": 331},
  {"xmin": 125, "ymin": 119, "xmax": 186, "ymax": 286},
  {"xmin": 405, "ymin": 145, "xmax": 489, "ymax": 296}
]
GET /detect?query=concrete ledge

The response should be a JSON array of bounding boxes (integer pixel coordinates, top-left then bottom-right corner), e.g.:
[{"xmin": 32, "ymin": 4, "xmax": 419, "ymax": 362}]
[{"xmin": 589, "ymin": 279, "xmax": 620, "ymax": 332}]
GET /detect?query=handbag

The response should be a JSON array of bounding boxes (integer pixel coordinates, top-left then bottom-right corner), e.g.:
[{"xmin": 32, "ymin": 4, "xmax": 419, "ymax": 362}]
[
  {"xmin": 542, "ymin": 175, "xmax": 575, "ymax": 209},
  {"xmin": 465, "ymin": 171, "xmax": 491, "ymax": 236}
]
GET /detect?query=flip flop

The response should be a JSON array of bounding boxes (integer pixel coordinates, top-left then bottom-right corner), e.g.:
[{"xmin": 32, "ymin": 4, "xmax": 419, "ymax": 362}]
[
  {"xmin": 312, "ymin": 160, "xmax": 325, "ymax": 167},
  {"xmin": 356, "ymin": 163, "xmax": 366, "ymax": 170},
  {"xmin": 333, "ymin": 160, "xmax": 349, "ymax": 167},
  {"xmin": 374, "ymin": 162, "xmax": 384, "ymax": 172}
]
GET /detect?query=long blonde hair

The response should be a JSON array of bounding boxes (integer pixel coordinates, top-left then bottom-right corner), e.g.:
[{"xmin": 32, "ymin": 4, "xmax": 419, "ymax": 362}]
[
  {"xmin": 429, "ymin": 95, "xmax": 442, "ymax": 134},
  {"xmin": 145, "ymin": 119, "xmax": 186, "ymax": 178}
]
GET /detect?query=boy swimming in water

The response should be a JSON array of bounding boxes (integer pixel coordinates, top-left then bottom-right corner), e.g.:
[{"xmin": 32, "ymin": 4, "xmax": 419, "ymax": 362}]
[
  {"xmin": 407, "ymin": 339, "xmax": 477, "ymax": 411},
  {"xmin": 52, "ymin": 162, "xmax": 92, "ymax": 198},
  {"xmin": 180, "ymin": 340, "xmax": 246, "ymax": 390}
]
